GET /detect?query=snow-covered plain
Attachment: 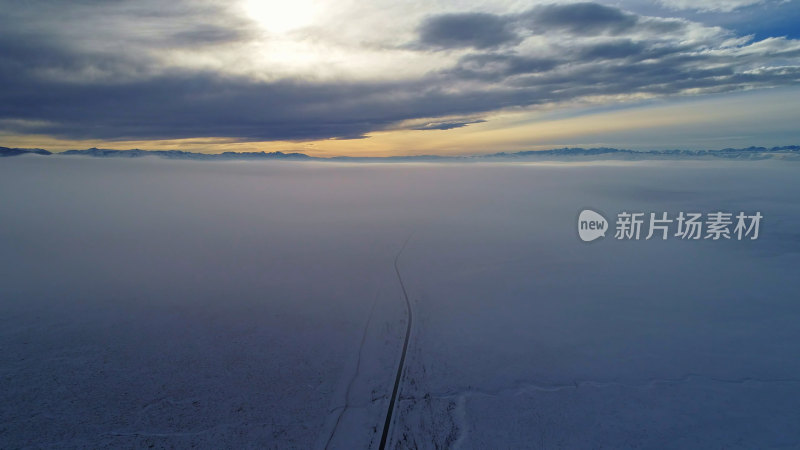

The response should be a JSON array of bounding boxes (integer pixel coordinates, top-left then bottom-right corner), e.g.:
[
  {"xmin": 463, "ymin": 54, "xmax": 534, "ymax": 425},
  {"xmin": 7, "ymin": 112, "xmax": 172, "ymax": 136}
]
[{"xmin": 1, "ymin": 156, "xmax": 799, "ymax": 448}]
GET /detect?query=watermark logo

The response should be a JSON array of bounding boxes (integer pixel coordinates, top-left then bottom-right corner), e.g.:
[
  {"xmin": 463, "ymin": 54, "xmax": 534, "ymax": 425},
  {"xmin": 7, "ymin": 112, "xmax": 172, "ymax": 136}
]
[
  {"xmin": 578, "ymin": 209, "xmax": 608, "ymax": 242},
  {"xmin": 578, "ymin": 209, "xmax": 763, "ymax": 242}
]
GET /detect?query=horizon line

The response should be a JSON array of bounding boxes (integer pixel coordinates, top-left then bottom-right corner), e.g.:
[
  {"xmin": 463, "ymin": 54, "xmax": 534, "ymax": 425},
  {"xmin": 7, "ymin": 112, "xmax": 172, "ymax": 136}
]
[{"xmin": 4, "ymin": 144, "xmax": 800, "ymax": 160}]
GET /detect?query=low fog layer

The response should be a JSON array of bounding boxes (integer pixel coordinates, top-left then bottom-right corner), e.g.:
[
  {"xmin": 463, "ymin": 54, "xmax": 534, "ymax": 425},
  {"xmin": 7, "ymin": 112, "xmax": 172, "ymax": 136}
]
[{"xmin": 1, "ymin": 157, "xmax": 799, "ymax": 448}]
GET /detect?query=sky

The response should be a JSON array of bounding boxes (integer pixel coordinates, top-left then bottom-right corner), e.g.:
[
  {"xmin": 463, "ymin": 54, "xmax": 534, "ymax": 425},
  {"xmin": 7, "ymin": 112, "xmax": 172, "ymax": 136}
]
[{"xmin": 0, "ymin": 0, "xmax": 798, "ymax": 157}]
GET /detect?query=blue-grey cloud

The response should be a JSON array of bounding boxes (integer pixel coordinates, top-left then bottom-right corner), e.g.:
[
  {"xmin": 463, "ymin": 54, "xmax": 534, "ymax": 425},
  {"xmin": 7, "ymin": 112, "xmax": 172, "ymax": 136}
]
[
  {"xmin": 525, "ymin": 2, "xmax": 640, "ymax": 35},
  {"xmin": 417, "ymin": 3, "xmax": 688, "ymax": 51},
  {"xmin": 417, "ymin": 13, "xmax": 519, "ymax": 49},
  {"xmin": 169, "ymin": 26, "xmax": 251, "ymax": 47},
  {"xmin": 448, "ymin": 54, "xmax": 562, "ymax": 81},
  {"xmin": 578, "ymin": 39, "xmax": 648, "ymax": 60},
  {"xmin": 409, "ymin": 119, "xmax": 487, "ymax": 131}
]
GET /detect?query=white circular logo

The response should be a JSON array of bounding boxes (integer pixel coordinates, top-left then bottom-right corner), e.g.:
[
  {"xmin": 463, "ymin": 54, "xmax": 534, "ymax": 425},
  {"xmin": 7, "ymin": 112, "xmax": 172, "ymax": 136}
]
[{"xmin": 578, "ymin": 209, "xmax": 608, "ymax": 242}]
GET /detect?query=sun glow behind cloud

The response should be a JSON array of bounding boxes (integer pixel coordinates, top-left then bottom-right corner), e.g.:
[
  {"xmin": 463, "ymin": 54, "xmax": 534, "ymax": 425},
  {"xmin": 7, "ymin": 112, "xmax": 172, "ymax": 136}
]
[{"xmin": 241, "ymin": 0, "xmax": 318, "ymax": 33}]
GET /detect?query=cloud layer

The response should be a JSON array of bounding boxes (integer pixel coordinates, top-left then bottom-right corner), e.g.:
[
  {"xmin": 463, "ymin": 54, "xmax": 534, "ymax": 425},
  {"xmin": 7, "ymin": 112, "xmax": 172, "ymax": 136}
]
[{"xmin": 0, "ymin": 0, "xmax": 798, "ymax": 144}]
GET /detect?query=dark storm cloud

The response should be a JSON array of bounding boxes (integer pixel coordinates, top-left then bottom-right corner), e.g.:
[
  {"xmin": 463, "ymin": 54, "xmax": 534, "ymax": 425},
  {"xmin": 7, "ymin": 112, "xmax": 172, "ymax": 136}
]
[
  {"xmin": 416, "ymin": 2, "xmax": 688, "ymax": 49},
  {"xmin": 521, "ymin": 3, "xmax": 688, "ymax": 35},
  {"xmin": 0, "ymin": 1, "xmax": 799, "ymax": 142},
  {"xmin": 0, "ymin": 71, "xmax": 397, "ymax": 140},
  {"xmin": 524, "ymin": 2, "xmax": 639, "ymax": 35},
  {"xmin": 578, "ymin": 39, "xmax": 648, "ymax": 60},
  {"xmin": 417, "ymin": 13, "xmax": 520, "ymax": 49}
]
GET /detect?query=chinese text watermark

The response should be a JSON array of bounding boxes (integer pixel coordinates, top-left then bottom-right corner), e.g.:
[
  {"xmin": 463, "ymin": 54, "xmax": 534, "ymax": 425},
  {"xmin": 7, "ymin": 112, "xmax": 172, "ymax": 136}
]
[{"xmin": 578, "ymin": 209, "xmax": 762, "ymax": 242}]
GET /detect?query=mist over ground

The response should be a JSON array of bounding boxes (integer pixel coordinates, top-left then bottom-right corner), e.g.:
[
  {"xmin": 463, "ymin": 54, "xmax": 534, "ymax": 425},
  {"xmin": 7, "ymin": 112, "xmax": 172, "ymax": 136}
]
[{"xmin": 1, "ymin": 156, "xmax": 799, "ymax": 448}]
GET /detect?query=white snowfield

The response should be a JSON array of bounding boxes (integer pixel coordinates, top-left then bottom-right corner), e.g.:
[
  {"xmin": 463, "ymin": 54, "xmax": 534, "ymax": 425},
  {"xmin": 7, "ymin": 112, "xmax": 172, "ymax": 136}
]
[{"xmin": 1, "ymin": 157, "xmax": 799, "ymax": 449}]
